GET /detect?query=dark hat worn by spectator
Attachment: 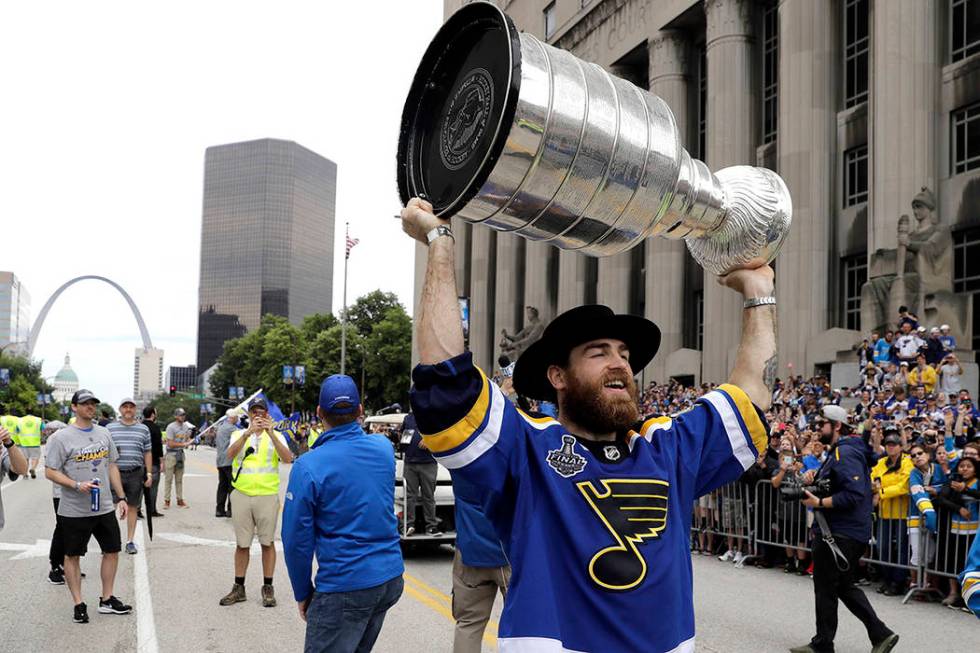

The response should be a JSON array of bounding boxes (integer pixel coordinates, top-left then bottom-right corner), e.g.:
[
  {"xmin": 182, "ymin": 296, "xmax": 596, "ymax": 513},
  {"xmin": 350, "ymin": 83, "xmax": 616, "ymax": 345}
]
[
  {"xmin": 513, "ymin": 305, "xmax": 661, "ymax": 402},
  {"xmin": 248, "ymin": 397, "xmax": 268, "ymax": 412},
  {"xmin": 883, "ymin": 433, "xmax": 902, "ymax": 446},
  {"xmin": 319, "ymin": 375, "xmax": 360, "ymax": 415},
  {"xmin": 71, "ymin": 389, "xmax": 100, "ymax": 405}
]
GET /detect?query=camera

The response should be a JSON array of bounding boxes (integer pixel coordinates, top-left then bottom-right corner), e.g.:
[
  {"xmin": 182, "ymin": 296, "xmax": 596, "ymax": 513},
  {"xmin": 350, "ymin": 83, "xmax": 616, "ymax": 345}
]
[{"xmin": 780, "ymin": 477, "xmax": 832, "ymax": 502}]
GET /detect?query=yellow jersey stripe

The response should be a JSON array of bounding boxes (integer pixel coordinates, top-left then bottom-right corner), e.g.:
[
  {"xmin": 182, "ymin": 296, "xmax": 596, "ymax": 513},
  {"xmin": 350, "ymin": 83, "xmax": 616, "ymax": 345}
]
[
  {"xmin": 516, "ymin": 408, "xmax": 559, "ymax": 430},
  {"xmin": 423, "ymin": 369, "xmax": 491, "ymax": 453},
  {"xmin": 718, "ymin": 384, "xmax": 767, "ymax": 456}
]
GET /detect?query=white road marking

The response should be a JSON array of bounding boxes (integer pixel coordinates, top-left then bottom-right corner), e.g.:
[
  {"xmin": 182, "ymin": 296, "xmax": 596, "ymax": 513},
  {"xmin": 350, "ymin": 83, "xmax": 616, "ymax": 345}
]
[
  {"xmin": 134, "ymin": 524, "xmax": 159, "ymax": 653},
  {"xmin": 0, "ymin": 538, "xmax": 51, "ymax": 560},
  {"xmin": 156, "ymin": 531, "xmax": 283, "ymax": 553}
]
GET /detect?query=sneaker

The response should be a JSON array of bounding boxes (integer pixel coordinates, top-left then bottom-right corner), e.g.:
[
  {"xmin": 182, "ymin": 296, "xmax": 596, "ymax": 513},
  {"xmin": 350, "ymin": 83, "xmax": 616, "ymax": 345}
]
[
  {"xmin": 48, "ymin": 567, "xmax": 65, "ymax": 585},
  {"xmin": 425, "ymin": 526, "xmax": 443, "ymax": 537},
  {"xmin": 150, "ymin": 512, "xmax": 165, "ymax": 518},
  {"xmin": 405, "ymin": 526, "xmax": 416, "ymax": 537},
  {"xmin": 177, "ymin": 500, "xmax": 189, "ymax": 508},
  {"xmin": 871, "ymin": 633, "xmax": 899, "ymax": 653},
  {"xmin": 215, "ymin": 510, "xmax": 226, "ymax": 518},
  {"xmin": 126, "ymin": 542, "xmax": 137, "ymax": 555},
  {"xmin": 30, "ymin": 469, "xmax": 36, "ymax": 479},
  {"xmin": 718, "ymin": 549, "xmax": 735, "ymax": 562},
  {"xmin": 733, "ymin": 551, "xmax": 745, "ymax": 565},
  {"xmin": 219, "ymin": 583, "xmax": 246, "ymax": 606},
  {"xmin": 73, "ymin": 602, "xmax": 89, "ymax": 624},
  {"xmin": 136, "ymin": 511, "xmax": 144, "ymax": 520},
  {"xmin": 98, "ymin": 595, "xmax": 132, "ymax": 615},
  {"xmin": 788, "ymin": 645, "xmax": 816, "ymax": 653},
  {"xmin": 261, "ymin": 584, "xmax": 276, "ymax": 608},
  {"xmin": 163, "ymin": 501, "xmax": 171, "ymax": 510},
  {"xmin": 783, "ymin": 560, "xmax": 797, "ymax": 573}
]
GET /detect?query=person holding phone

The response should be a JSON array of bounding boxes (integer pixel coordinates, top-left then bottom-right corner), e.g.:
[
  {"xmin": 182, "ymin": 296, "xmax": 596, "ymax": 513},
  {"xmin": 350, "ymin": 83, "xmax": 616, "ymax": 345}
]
[{"xmin": 219, "ymin": 396, "xmax": 293, "ymax": 608}]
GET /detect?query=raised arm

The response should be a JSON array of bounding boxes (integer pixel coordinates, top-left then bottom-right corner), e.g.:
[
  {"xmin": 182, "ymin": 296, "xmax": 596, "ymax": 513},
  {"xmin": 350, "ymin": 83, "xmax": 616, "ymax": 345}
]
[
  {"xmin": 401, "ymin": 197, "xmax": 464, "ymax": 364},
  {"xmin": 719, "ymin": 266, "xmax": 777, "ymax": 411}
]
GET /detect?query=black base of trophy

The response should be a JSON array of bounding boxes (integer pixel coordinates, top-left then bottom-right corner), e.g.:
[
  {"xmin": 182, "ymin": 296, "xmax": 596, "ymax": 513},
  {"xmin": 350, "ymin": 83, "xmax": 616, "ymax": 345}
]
[{"xmin": 397, "ymin": 2, "xmax": 521, "ymax": 217}]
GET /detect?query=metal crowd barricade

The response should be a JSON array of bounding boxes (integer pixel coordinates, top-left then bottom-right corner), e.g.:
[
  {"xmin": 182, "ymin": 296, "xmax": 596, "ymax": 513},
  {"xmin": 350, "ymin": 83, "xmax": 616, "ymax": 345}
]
[
  {"xmin": 752, "ymin": 479, "xmax": 811, "ymax": 556},
  {"xmin": 689, "ymin": 483, "xmax": 755, "ymax": 561}
]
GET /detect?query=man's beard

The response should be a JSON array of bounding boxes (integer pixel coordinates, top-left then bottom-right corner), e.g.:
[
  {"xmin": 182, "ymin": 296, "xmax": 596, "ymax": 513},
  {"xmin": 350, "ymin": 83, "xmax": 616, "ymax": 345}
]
[{"xmin": 559, "ymin": 366, "xmax": 639, "ymax": 435}]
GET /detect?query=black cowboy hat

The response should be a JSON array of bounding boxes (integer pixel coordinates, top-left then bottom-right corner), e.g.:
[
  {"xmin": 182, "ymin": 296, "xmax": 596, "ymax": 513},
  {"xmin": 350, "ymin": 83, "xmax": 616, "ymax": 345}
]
[{"xmin": 512, "ymin": 305, "xmax": 660, "ymax": 402}]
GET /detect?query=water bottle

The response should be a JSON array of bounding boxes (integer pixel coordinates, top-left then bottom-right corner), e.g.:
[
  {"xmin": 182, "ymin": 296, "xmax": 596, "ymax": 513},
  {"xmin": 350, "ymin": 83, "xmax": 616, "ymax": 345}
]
[{"xmin": 90, "ymin": 478, "xmax": 100, "ymax": 512}]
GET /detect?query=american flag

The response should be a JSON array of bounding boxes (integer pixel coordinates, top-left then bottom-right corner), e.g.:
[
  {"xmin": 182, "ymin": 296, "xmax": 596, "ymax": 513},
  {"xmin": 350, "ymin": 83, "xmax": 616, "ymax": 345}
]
[{"xmin": 346, "ymin": 232, "xmax": 359, "ymax": 259}]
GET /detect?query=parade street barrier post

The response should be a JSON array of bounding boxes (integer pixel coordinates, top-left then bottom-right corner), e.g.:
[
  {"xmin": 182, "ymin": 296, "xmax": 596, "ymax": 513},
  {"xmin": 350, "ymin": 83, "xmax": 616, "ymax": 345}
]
[{"xmin": 397, "ymin": 1, "xmax": 792, "ymax": 276}]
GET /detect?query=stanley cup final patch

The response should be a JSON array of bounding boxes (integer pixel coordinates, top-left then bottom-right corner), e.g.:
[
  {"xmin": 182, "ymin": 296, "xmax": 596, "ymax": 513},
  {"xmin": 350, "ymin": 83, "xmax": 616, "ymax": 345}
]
[{"xmin": 547, "ymin": 435, "xmax": 588, "ymax": 478}]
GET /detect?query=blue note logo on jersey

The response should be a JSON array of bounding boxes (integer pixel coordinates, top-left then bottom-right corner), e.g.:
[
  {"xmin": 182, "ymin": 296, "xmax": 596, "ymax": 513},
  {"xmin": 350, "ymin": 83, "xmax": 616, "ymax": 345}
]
[
  {"xmin": 577, "ymin": 478, "xmax": 670, "ymax": 591},
  {"xmin": 546, "ymin": 435, "xmax": 587, "ymax": 478}
]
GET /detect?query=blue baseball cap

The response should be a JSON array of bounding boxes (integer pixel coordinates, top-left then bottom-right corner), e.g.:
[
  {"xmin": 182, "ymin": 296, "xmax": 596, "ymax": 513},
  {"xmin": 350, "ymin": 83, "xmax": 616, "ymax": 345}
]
[{"xmin": 318, "ymin": 375, "xmax": 360, "ymax": 415}]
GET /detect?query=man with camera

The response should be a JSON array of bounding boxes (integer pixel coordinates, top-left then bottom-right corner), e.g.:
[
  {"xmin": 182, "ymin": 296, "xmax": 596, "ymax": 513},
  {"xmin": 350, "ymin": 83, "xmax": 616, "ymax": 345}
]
[
  {"xmin": 219, "ymin": 396, "xmax": 293, "ymax": 608},
  {"xmin": 790, "ymin": 405, "xmax": 898, "ymax": 653}
]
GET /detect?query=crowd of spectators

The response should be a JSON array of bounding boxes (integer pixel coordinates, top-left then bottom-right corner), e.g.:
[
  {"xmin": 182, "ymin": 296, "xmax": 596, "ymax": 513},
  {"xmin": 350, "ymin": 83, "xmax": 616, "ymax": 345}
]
[{"xmin": 636, "ymin": 307, "xmax": 977, "ymax": 613}]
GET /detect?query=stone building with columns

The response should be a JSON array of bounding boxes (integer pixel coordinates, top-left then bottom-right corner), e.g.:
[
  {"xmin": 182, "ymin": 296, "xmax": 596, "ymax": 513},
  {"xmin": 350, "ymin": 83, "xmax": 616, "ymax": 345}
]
[{"xmin": 417, "ymin": 0, "xmax": 980, "ymax": 384}]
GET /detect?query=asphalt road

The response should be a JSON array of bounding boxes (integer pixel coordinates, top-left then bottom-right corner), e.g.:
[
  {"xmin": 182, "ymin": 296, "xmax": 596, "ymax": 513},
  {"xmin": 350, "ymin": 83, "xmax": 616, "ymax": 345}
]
[{"xmin": 0, "ymin": 447, "xmax": 975, "ymax": 653}]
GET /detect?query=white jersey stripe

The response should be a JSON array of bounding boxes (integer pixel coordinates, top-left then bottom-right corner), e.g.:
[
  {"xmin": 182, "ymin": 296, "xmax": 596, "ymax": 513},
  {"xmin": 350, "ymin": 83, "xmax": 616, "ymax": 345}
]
[
  {"xmin": 498, "ymin": 635, "xmax": 694, "ymax": 653},
  {"xmin": 701, "ymin": 390, "xmax": 755, "ymax": 471},
  {"xmin": 435, "ymin": 381, "xmax": 506, "ymax": 469}
]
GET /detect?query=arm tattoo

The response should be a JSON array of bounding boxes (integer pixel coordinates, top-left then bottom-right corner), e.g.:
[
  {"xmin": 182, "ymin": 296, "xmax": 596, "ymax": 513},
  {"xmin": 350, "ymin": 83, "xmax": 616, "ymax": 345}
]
[{"xmin": 763, "ymin": 354, "xmax": 778, "ymax": 392}]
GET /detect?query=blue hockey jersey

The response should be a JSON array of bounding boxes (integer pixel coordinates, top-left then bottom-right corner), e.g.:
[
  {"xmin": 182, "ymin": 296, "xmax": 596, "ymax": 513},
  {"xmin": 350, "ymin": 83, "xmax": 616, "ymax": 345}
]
[
  {"xmin": 960, "ymin": 530, "xmax": 980, "ymax": 618},
  {"xmin": 411, "ymin": 353, "xmax": 768, "ymax": 653}
]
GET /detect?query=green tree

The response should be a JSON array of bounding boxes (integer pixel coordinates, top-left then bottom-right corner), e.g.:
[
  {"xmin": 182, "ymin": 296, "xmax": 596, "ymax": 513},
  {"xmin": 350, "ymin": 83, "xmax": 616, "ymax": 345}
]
[
  {"xmin": 361, "ymin": 306, "xmax": 412, "ymax": 411},
  {"xmin": 344, "ymin": 291, "xmax": 402, "ymax": 337},
  {"xmin": 0, "ymin": 353, "xmax": 58, "ymax": 420}
]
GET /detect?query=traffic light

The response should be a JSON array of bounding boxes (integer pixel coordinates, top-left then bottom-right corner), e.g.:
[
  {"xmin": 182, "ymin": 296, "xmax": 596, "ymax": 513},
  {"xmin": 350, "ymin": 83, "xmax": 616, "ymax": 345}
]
[{"xmin": 169, "ymin": 385, "xmax": 177, "ymax": 397}]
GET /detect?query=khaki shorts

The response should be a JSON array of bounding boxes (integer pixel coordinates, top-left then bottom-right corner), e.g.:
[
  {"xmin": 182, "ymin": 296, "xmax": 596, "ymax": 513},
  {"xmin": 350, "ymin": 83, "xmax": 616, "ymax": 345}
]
[{"xmin": 230, "ymin": 491, "xmax": 279, "ymax": 547}]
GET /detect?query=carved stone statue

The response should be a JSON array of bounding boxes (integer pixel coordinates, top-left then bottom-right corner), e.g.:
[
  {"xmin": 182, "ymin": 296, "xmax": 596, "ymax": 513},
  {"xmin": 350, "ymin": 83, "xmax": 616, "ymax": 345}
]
[
  {"xmin": 500, "ymin": 306, "xmax": 546, "ymax": 362},
  {"xmin": 861, "ymin": 187, "xmax": 968, "ymax": 344}
]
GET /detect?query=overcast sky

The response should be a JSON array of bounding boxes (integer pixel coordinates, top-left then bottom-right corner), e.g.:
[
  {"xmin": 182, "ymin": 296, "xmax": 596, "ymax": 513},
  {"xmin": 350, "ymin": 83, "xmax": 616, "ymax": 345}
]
[{"xmin": 1, "ymin": 1, "xmax": 443, "ymax": 408}]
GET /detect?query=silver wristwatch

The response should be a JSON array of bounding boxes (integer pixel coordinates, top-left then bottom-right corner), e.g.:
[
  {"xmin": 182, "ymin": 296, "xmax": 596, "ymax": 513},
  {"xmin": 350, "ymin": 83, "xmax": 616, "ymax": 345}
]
[
  {"xmin": 425, "ymin": 225, "xmax": 454, "ymax": 245},
  {"xmin": 743, "ymin": 296, "xmax": 776, "ymax": 309}
]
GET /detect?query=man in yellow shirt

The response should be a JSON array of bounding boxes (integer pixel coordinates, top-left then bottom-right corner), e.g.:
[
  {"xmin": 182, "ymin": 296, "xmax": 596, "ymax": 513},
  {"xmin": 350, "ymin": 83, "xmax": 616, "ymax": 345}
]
[
  {"xmin": 219, "ymin": 396, "xmax": 294, "ymax": 608},
  {"xmin": 871, "ymin": 431, "xmax": 914, "ymax": 596},
  {"xmin": 907, "ymin": 354, "xmax": 938, "ymax": 394}
]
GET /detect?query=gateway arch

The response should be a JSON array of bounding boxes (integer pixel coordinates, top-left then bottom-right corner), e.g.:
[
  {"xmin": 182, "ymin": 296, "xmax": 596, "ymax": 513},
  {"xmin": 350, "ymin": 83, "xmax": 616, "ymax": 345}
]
[{"xmin": 28, "ymin": 275, "xmax": 154, "ymax": 357}]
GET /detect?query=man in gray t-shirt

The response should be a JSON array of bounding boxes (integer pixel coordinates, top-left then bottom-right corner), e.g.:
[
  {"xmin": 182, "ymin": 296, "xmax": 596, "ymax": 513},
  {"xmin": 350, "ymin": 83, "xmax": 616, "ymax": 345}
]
[
  {"xmin": 44, "ymin": 389, "xmax": 132, "ymax": 623},
  {"xmin": 163, "ymin": 408, "xmax": 193, "ymax": 508},
  {"xmin": 214, "ymin": 409, "xmax": 240, "ymax": 517}
]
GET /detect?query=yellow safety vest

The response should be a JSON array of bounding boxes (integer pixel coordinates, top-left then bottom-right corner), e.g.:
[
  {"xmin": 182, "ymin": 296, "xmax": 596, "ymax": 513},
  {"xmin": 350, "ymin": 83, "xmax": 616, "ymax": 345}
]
[
  {"xmin": 307, "ymin": 427, "xmax": 322, "ymax": 448},
  {"xmin": 231, "ymin": 429, "xmax": 283, "ymax": 496},
  {"xmin": 18, "ymin": 414, "xmax": 42, "ymax": 447},
  {"xmin": 0, "ymin": 415, "xmax": 20, "ymax": 445}
]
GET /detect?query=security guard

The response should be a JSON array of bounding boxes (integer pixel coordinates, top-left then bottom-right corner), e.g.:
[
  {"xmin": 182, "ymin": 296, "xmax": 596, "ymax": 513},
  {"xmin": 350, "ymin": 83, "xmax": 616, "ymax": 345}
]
[
  {"xmin": 791, "ymin": 406, "xmax": 898, "ymax": 653},
  {"xmin": 18, "ymin": 413, "xmax": 44, "ymax": 478},
  {"xmin": 219, "ymin": 396, "xmax": 294, "ymax": 608},
  {"xmin": 0, "ymin": 412, "xmax": 19, "ymax": 445}
]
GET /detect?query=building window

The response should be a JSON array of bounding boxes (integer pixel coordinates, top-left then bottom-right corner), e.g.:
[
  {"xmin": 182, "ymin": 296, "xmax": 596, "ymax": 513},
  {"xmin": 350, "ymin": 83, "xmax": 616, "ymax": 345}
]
[
  {"xmin": 954, "ymin": 227, "xmax": 980, "ymax": 350},
  {"xmin": 544, "ymin": 2, "xmax": 556, "ymax": 39},
  {"xmin": 843, "ymin": 144, "xmax": 869, "ymax": 207},
  {"xmin": 843, "ymin": 0, "xmax": 869, "ymax": 108},
  {"xmin": 952, "ymin": 102, "xmax": 980, "ymax": 174},
  {"xmin": 951, "ymin": 0, "xmax": 980, "ymax": 63},
  {"xmin": 840, "ymin": 254, "xmax": 867, "ymax": 331},
  {"xmin": 697, "ymin": 46, "xmax": 707, "ymax": 160},
  {"xmin": 762, "ymin": 4, "xmax": 779, "ymax": 144}
]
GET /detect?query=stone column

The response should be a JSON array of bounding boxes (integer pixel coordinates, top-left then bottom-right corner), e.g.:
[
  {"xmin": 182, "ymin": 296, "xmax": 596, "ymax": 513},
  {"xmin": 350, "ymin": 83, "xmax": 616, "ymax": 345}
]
[
  {"xmin": 494, "ymin": 233, "xmax": 525, "ymax": 360},
  {"xmin": 557, "ymin": 250, "xmax": 589, "ymax": 313},
  {"xmin": 469, "ymin": 227, "xmax": 496, "ymax": 372},
  {"xmin": 597, "ymin": 254, "xmax": 631, "ymax": 313},
  {"xmin": 776, "ymin": 0, "xmax": 835, "ymax": 372},
  {"xmin": 869, "ymin": 0, "xmax": 939, "ymax": 253},
  {"xmin": 702, "ymin": 0, "xmax": 757, "ymax": 382},
  {"xmin": 645, "ymin": 30, "xmax": 690, "ymax": 381},
  {"xmin": 411, "ymin": 240, "xmax": 427, "ymax": 366},
  {"xmin": 524, "ymin": 240, "xmax": 557, "ymax": 322}
]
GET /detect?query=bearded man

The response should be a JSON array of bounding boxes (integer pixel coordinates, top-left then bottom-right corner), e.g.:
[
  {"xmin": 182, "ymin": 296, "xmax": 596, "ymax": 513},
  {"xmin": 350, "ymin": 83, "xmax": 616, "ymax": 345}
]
[{"xmin": 402, "ymin": 198, "xmax": 775, "ymax": 653}]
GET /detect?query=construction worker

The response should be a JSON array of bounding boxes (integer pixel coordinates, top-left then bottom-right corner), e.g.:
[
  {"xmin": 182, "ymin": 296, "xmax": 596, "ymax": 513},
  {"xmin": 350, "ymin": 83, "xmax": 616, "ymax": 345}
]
[
  {"xmin": 219, "ymin": 396, "xmax": 294, "ymax": 608},
  {"xmin": 18, "ymin": 413, "xmax": 44, "ymax": 478}
]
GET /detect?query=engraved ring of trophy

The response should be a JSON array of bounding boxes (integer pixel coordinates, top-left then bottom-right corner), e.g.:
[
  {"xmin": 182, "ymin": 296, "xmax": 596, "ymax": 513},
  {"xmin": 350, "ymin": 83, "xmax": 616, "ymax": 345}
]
[{"xmin": 396, "ymin": 1, "xmax": 793, "ymax": 275}]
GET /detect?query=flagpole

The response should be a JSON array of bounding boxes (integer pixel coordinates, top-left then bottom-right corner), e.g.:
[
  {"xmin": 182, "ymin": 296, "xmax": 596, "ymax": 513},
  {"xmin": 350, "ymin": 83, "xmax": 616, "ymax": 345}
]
[{"xmin": 340, "ymin": 222, "xmax": 349, "ymax": 376}]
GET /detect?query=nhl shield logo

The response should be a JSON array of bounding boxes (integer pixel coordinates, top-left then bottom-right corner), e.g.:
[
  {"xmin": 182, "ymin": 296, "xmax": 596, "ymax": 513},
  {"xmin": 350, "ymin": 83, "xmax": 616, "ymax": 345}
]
[
  {"xmin": 547, "ymin": 435, "xmax": 587, "ymax": 478},
  {"xmin": 603, "ymin": 445, "xmax": 621, "ymax": 461}
]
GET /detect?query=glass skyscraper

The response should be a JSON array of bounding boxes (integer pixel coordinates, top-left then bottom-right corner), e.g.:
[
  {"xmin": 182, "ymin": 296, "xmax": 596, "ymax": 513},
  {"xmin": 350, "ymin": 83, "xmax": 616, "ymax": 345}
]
[
  {"xmin": 196, "ymin": 139, "xmax": 337, "ymax": 372},
  {"xmin": 0, "ymin": 271, "xmax": 31, "ymax": 356}
]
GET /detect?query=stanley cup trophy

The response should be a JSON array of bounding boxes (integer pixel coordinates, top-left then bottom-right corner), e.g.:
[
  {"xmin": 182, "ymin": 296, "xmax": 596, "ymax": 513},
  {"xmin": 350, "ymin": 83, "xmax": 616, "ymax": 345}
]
[{"xmin": 396, "ymin": 2, "xmax": 792, "ymax": 275}]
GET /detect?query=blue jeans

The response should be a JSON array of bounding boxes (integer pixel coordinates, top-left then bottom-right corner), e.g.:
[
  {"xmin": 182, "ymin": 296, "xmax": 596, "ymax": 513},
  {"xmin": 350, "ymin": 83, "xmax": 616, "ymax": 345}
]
[{"xmin": 305, "ymin": 576, "xmax": 404, "ymax": 653}]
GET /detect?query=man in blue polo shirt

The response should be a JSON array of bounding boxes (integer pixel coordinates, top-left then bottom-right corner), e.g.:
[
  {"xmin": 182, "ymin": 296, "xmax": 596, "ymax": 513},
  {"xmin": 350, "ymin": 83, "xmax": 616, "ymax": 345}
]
[{"xmin": 282, "ymin": 375, "xmax": 403, "ymax": 653}]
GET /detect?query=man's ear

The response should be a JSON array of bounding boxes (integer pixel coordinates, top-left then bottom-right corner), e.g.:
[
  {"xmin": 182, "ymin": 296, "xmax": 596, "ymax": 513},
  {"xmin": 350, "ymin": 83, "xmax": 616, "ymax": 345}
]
[{"xmin": 547, "ymin": 365, "xmax": 567, "ymax": 393}]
